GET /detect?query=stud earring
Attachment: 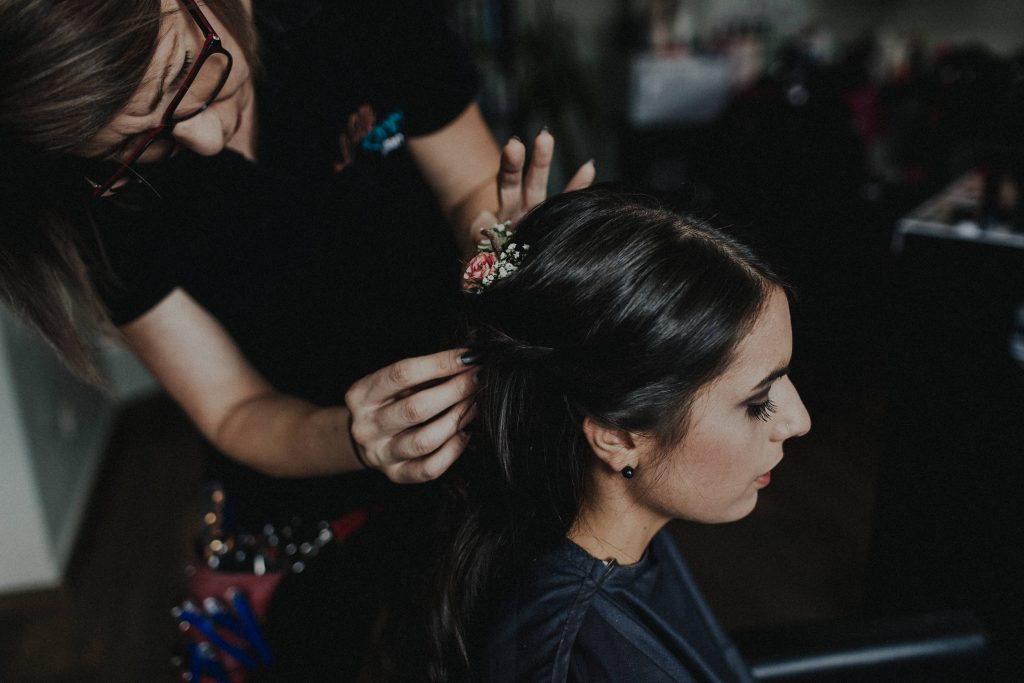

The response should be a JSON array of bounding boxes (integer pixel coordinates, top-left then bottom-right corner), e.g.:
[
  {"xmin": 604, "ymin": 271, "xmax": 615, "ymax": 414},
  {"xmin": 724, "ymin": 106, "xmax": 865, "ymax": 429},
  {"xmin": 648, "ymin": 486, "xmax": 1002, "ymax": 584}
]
[{"xmin": 621, "ymin": 465, "xmax": 635, "ymax": 479}]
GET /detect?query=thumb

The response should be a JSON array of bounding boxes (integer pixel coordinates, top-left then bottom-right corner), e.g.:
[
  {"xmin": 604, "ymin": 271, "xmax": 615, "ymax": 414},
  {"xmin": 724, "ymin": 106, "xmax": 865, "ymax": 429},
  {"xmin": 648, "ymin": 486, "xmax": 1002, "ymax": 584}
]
[{"xmin": 469, "ymin": 210, "xmax": 500, "ymax": 245}]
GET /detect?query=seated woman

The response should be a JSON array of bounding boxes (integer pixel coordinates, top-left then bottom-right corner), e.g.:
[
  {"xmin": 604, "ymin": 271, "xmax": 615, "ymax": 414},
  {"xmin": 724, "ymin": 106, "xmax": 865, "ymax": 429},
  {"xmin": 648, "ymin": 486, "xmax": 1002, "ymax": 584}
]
[{"xmin": 426, "ymin": 186, "xmax": 812, "ymax": 682}]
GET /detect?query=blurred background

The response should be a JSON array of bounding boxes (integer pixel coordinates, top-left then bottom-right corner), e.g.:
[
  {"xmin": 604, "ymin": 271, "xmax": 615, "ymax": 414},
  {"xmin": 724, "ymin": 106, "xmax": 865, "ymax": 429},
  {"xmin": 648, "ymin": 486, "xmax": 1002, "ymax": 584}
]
[{"xmin": 2, "ymin": 0, "xmax": 1022, "ymax": 680}]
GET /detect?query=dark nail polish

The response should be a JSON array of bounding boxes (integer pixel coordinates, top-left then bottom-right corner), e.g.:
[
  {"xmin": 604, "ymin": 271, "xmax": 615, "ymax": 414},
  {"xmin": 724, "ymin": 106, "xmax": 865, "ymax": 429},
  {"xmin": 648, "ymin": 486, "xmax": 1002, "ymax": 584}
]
[{"xmin": 460, "ymin": 351, "xmax": 480, "ymax": 366}]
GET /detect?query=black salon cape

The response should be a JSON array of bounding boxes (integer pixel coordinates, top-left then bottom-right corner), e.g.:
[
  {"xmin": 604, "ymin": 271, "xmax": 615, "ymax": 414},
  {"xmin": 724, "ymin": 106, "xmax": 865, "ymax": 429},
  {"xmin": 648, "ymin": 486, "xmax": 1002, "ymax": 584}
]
[
  {"xmin": 486, "ymin": 530, "xmax": 754, "ymax": 682},
  {"xmin": 88, "ymin": 1, "xmax": 477, "ymax": 678}
]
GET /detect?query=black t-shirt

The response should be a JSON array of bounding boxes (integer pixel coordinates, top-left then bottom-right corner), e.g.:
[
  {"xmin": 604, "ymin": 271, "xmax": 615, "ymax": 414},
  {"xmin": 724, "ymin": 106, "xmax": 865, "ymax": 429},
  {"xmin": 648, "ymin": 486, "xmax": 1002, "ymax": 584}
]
[
  {"xmin": 90, "ymin": 0, "xmax": 479, "ymax": 527},
  {"xmin": 486, "ymin": 530, "xmax": 754, "ymax": 682}
]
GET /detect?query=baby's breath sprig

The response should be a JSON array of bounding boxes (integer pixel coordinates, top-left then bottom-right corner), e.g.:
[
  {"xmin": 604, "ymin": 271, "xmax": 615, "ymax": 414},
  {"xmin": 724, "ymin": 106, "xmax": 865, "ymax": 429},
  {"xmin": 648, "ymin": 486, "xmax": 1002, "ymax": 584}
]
[
  {"xmin": 480, "ymin": 220, "xmax": 514, "ymax": 254},
  {"xmin": 462, "ymin": 220, "xmax": 530, "ymax": 293},
  {"xmin": 479, "ymin": 242, "xmax": 529, "ymax": 289}
]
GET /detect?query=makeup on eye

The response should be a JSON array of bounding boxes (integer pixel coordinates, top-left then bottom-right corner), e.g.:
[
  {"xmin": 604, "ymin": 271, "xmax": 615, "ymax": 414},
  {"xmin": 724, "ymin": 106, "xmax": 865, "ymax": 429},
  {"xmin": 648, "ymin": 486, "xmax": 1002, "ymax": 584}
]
[
  {"xmin": 738, "ymin": 364, "xmax": 788, "ymax": 417},
  {"xmin": 742, "ymin": 381, "xmax": 775, "ymax": 420},
  {"xmin": 740, "ymin": 367, "xmax": 789, "ymax": 422},
  {"xmin": 746, "ymin": 397, "xmax": 778, "ymax": 422}
]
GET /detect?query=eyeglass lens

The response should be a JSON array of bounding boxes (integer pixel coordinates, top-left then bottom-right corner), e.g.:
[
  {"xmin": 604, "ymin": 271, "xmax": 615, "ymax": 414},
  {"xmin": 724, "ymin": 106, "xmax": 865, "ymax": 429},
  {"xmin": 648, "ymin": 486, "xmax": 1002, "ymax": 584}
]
[{"xmin": 172, "ymin": 50, "xmax": 231, "ymax": 121}]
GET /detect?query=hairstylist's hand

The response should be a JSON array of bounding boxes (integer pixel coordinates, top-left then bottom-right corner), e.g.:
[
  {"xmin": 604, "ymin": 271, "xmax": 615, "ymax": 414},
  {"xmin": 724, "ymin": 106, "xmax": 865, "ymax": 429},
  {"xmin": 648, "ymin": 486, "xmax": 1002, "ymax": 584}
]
[
  {"xmin": 345, "ymin": 349, "xmax": 478, "ymax": 484},
  {"xmin": 483, "ymin": 129, "xmax": 596, "ymax": 232}
]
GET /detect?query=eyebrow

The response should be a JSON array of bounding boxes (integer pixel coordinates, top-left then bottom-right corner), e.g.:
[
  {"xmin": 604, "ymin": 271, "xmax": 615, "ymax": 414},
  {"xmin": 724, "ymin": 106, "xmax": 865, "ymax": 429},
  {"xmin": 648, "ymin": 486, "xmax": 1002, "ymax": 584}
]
[{"xmin": 750, "ymin": 365, "xmax": 790, "ymax": 393}]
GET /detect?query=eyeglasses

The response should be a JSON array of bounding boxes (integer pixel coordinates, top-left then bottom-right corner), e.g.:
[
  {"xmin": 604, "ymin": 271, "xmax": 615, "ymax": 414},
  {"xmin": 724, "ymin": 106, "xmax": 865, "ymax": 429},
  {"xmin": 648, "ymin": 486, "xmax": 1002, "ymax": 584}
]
[{"xmin": 89, "ymin": 0, "xmax": 233, "ymax": 198}]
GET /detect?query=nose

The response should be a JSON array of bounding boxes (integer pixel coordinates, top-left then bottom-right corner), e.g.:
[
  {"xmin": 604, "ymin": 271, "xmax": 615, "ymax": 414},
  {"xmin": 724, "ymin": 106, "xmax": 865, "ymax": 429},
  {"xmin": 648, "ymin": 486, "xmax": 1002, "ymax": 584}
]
[
  {"xmin": 171, "ymin": 109, "xmax": 227, "ymax": 157},
  {"xmin": 772, "ymin": 376, "xmax": 811, "ymax": 442}
]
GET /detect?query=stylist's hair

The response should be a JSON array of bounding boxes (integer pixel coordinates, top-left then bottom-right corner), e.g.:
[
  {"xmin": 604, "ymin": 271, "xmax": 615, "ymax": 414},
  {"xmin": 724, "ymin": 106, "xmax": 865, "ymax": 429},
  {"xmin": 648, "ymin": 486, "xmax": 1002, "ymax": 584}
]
[
  {"xmin": 426, "ymin": 186, "xmax": 784, "ymax": 681},
  {"xmin": 0, "ymin": 0, "xmax": 257, "ymax": 383}
]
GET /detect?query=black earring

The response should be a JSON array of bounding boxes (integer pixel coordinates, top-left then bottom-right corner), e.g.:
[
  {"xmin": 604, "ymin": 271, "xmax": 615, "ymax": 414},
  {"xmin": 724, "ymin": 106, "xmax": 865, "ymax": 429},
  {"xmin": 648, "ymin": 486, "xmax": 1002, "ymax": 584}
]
[{"xmin": 621, "ymin": 465, "xmax": 635, "ymax": 479}]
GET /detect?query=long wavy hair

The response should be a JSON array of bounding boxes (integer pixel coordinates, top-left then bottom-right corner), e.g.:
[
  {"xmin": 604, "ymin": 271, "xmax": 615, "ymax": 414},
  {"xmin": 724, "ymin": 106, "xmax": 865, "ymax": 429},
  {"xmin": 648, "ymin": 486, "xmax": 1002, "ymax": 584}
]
[
  {"xmin": 0, "ymin": 0, "xmax": 257, "ymax": 383},
  {"xmin": 425, "ymin": 186, "xmax": 785, "ymax": 681}
]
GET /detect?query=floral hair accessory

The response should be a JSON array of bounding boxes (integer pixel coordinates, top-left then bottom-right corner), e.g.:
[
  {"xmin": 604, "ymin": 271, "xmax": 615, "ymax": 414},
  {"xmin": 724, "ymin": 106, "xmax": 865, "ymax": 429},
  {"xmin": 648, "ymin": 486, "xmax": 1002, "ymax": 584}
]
[{"xmin": 463, "ymin": 220, "xmax": 530, "ymax": 293}]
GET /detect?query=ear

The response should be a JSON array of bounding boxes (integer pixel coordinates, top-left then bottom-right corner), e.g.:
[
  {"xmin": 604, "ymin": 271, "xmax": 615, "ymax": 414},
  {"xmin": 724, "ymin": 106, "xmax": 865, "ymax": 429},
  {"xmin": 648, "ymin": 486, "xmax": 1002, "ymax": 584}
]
[{"xmin": 582, "ymin": 417, "xmax": 644, "ymax": 472}]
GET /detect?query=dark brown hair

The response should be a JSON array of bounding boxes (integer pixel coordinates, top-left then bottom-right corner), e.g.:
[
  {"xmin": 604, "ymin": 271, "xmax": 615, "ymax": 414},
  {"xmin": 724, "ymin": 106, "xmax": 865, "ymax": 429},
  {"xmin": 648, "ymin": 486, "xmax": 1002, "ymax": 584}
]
[
  {"xmin": 426, "ymin": 187, "xmax": 785, "ymax": 680},
  {"xmin": 0, "ymin": 0, "xmax": 258, "ymax": 383}
]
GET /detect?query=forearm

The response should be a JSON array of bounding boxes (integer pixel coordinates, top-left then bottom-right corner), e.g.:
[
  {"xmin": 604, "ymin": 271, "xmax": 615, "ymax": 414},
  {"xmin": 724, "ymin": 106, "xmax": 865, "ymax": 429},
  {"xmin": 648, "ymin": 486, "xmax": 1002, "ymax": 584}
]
[
  {"xmin": 407, "ymin": 103, "xmax": 502, "ymax": 257},
  {"xmin": 414, "ymin": 117, "xmax": 591, "ymax": 261},
  {"xmin": 121, "ymin": 290, "xmax": 470, "ymax": 482},
  {"xmin": 211, "ymin": 391, "xmax": 361, "ymax": 478},
  {"xmin": 446, "ymin": 177, "xmax": 500, "ymax": 256}
]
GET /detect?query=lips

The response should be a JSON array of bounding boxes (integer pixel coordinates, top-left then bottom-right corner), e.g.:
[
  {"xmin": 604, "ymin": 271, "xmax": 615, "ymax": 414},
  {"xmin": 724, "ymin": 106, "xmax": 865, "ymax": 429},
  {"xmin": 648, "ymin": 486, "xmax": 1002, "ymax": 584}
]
[{"xmin": 755, "ymin": 457, "xmax": 784, "ymax": 488}]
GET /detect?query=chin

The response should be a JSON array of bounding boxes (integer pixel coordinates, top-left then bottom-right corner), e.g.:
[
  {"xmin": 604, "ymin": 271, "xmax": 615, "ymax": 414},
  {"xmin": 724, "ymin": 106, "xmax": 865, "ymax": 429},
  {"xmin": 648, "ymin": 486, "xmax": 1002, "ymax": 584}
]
[{"xmin": 702, "ymin": 493, "xmax": 760, "ymax": 525}]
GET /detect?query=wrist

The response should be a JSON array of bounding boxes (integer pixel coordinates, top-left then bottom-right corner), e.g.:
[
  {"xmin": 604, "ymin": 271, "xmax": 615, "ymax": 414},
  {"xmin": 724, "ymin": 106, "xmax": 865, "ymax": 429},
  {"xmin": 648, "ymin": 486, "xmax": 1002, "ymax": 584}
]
[{"xmin": 347, "ymin": 412, "xmax": 371, "ymax": 470}]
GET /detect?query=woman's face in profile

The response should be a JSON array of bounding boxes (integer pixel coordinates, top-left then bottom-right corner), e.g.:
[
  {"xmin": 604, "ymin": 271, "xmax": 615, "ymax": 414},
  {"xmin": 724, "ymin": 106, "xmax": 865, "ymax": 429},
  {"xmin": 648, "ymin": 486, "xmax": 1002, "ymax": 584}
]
[
  {"xmin": 640, "ymin": 287, "xmax": 811, "ymax": 524},
  {"xmin": 78, "ymin": 0, "xmax": 255, "ymax": 165}
]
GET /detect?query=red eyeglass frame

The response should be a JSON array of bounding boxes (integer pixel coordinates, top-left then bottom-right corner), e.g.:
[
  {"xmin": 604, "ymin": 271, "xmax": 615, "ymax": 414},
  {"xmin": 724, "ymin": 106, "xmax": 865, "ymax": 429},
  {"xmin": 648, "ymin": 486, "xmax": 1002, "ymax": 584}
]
[{"xmin": 89, "ymin": 0, "xmax": 233, "ymax": 198}]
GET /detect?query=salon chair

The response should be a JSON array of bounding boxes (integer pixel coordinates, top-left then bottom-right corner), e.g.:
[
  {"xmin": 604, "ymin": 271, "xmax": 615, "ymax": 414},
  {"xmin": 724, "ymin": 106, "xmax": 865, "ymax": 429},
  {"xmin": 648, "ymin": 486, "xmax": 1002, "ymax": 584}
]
[
  {"xmin": 734, "ymin": 609, "xmax": 989, "ymax": 682},
  {"xmin": 868, "ymin": 233, "xmax": 1023, "ymax": 680}
]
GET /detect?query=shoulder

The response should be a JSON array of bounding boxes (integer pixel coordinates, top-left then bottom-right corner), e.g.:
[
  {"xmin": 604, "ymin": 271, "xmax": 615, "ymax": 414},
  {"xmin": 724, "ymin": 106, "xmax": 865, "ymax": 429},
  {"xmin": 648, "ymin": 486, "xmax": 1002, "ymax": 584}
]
[
  {"xmin": 564, "ymin": 536, "xmax": 698, "ymax": 682},
  {"xmin": 255, "ymin": 0, "xmax": 477, "ymax": 139},
  {"xmin": 577, "ymin": 530, "xmax": 753, "ymax": 683},
  {"xmin": 568, "ymin": 608, "xmax": 702, "ymax": 683},
  {"xmin": 483, "ymin": 542, "xmax": 607, "ymax": 682}
]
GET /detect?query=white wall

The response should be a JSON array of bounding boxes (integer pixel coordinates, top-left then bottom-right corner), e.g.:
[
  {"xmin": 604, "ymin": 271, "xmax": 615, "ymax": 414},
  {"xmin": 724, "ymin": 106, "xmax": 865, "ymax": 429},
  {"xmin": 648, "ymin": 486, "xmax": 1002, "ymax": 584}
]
[
  {"xmin": 0, "ymin": 307, "xmax": 154, "ymax": 593},
  {"xmin": 0, "ymin": 322, "xmax": 58, "ymax": 591}
]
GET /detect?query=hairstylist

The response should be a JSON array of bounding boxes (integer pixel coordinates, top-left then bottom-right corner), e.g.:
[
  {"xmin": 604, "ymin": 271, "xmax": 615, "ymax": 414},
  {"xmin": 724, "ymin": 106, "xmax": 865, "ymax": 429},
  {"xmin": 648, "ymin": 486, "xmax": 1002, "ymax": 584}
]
[{"xmin": 0, "ymin": 0, "xmax": 593, "ymax": 676}]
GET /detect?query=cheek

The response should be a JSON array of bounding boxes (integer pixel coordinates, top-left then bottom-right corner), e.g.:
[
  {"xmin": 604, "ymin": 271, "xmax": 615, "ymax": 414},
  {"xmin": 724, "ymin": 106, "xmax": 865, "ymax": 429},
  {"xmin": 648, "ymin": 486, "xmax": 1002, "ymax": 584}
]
[
  {"xmin": 658, "ymin": 427, "xmax": 764, "ymax": 523},
  {"xmin": 228, "ymin": 59, "xmax": 250, "ymax": 90},
  {"xmin": 687, "ymin": 417, "xmax": 759, "ymax": 478}
]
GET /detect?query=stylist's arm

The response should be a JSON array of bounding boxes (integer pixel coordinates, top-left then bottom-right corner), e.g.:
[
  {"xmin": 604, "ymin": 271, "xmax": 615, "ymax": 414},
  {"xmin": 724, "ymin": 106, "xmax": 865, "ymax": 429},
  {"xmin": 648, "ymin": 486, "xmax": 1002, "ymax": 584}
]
[
  {"xmin": 408, "ymin": 103, "xmax": 596, "ymax": 258},
  {"xmin": 122, "ymin": 288, "xmax": 477, "ymax": 482}
]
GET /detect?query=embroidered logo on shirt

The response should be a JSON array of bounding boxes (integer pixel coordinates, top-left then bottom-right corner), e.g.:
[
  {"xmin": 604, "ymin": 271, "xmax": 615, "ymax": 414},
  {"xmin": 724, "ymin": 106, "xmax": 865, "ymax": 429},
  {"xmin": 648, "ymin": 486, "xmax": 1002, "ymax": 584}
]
[
  {"xmin": 334, "ymin": 105, "xmax": 406, "ymax": 174},
  {"xmin": 362, "ymin": 111, "xmax": 405, "ymax": 155}
]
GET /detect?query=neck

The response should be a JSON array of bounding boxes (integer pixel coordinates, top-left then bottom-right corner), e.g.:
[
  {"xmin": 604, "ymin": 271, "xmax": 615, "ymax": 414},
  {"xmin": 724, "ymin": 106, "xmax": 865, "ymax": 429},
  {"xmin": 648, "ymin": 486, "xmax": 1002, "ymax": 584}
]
[{"xmin": 567, "ymin": 471, "xmax": 668, "ymax": 565}]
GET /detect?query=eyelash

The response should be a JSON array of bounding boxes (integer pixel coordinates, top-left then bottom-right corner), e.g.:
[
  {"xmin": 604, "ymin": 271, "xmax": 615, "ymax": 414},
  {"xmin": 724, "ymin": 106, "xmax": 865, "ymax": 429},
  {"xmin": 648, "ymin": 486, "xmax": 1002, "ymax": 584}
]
[
  {"xmin": 747, "ymin": 398, "xmax": 778, "ymax": 422},
  {"xmin": 172, "ymin": 51, "xmax": 195, "ymax": 88}
]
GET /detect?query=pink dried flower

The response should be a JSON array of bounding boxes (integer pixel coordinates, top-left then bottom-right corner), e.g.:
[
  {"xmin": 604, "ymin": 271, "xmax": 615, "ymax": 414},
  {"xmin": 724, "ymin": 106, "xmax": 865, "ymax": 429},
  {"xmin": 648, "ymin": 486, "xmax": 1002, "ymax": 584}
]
[{"xmin": 463, "ymin": 251, "xmax": 497, "ymax": 292}]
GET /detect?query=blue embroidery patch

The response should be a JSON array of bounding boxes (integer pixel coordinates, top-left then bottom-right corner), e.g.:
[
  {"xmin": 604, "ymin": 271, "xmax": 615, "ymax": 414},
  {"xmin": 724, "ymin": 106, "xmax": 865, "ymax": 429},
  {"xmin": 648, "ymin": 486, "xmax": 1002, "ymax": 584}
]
[{"xmin": 361, "ymin": 111, "xmax": 405, "ymax": 156}]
